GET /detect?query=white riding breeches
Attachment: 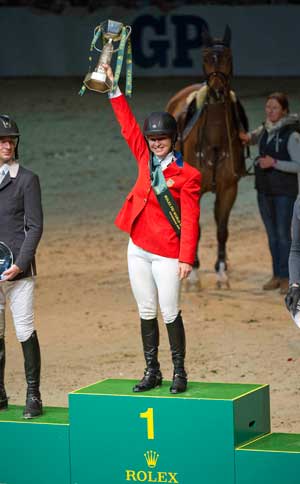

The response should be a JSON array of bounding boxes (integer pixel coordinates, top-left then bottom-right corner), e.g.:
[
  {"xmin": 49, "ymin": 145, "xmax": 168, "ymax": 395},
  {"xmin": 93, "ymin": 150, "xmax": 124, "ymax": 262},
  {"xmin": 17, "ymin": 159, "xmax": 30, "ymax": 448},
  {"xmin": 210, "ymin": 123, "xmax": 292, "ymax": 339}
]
[
  {"xmin": 0, "ymin": 277, "xmax": 35, "ymax": 342},
  {"xmin": 127, "ymin": 239, "xmax": 180, "ymax": 324}
]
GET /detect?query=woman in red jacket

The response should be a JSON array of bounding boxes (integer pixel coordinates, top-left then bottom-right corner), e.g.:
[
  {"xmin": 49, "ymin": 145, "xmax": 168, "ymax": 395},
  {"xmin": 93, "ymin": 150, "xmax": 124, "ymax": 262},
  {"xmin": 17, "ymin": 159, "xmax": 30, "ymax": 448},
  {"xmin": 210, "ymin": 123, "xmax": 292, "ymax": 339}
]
[{"xmin": 103, "ymin": 65, "xmax": 201, "ymax": 394}]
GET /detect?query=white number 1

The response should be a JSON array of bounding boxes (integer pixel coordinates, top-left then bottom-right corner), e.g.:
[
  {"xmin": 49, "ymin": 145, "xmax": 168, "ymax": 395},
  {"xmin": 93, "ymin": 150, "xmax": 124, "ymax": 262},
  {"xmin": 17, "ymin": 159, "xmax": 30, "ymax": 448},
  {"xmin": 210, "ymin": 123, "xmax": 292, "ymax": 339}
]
[{"xmin": 140, "ymin": 407, "xmax": 154, "ymax": 440}]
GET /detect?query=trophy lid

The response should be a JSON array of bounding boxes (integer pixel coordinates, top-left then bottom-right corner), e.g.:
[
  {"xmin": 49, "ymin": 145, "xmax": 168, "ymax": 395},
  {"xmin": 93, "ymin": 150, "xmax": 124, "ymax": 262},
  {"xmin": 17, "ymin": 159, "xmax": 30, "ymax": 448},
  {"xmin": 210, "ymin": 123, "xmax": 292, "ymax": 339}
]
[
  {"xmin": 0, "ymin": 241, "xmax": 13, "ymax": 277},
  {"xmin": 102, "ymin": 19, "xmax": 123, "ymax": 41}
]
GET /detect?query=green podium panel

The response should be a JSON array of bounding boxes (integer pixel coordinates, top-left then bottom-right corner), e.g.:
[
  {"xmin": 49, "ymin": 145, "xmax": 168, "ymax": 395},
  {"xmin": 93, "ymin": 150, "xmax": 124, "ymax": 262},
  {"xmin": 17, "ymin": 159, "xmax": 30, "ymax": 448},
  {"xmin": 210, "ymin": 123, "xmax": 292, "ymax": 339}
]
[
  {"xmin": 69, "ymin": 379, "xmax": 270, "ymax": 484},
  {"xmin": 235, "ymin": 433, "xmax": 300, "ymax": 484},
  {"xmin": 0, "ymin": 405, "xmax": 70, "ymax": 484}
]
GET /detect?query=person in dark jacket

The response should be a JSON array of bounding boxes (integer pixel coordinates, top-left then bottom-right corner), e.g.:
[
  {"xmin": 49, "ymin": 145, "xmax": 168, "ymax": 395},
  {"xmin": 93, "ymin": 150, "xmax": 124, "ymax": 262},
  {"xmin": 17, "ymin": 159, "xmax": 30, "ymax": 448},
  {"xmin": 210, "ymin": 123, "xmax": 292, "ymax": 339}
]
[
  {"xmin": 0, "ymin": 115, "xmax": 43, "ymax": 418},
  {"xmin": 240, "ymin": 92, "xmax": 300, "ymax": 294}
]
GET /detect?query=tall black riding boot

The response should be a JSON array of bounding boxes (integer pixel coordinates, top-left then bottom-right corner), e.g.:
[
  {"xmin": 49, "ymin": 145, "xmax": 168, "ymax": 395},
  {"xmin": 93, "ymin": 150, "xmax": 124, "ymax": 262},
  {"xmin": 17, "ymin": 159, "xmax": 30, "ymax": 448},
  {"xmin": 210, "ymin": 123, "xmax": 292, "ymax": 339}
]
[
  {"xmin": 133, "ymin": 318, "xmax": 162, "ymax": 392},
  {"xmin": 21, "ymin": 331, "xmax": 43, "ymax": 419},
  {"xmin": 167, "ymin": 311, "xmax": 187, "ymax": 394},
  {"xmin": 0, "ymin": 338, "xmax": 8, "ymax": 410}
]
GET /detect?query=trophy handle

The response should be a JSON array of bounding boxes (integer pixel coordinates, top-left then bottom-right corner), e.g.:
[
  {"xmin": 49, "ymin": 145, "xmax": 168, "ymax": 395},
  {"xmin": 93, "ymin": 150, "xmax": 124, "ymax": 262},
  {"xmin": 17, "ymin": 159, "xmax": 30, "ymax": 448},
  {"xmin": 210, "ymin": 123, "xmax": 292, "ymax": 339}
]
[
  {"xmin": 93, "ymin": 24, "xmax": 132, "ymax": 54},
  {"xmin": 112, "ymin": 26, "xmax": 132, "ymax": 54}
]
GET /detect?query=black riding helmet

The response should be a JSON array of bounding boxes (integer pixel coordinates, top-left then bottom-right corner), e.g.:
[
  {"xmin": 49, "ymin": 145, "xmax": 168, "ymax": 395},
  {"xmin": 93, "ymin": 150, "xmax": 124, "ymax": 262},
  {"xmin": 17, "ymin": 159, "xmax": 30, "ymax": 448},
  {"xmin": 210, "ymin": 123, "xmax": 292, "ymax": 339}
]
[
  {"xmin": 143, "ymin": 112, "xmax": 178, "ymax": 144},
  {"xmin": 0, "ymin": 114, "xmax": 20, "ymax": 159}
]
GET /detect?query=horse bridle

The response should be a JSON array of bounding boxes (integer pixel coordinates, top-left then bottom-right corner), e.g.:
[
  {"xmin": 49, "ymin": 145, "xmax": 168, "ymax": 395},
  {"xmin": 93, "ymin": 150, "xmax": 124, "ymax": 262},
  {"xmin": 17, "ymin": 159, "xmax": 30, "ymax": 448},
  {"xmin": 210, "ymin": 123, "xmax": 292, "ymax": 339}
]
[
  {"xmin": 206, "ymin": 70, "xmax": 228, "ymax": 85},
  {"xmin": 205, "ymin": 71, "xmax": 230, "ymax": 101},
  {"xmin": 197, "ymin": 69, "xmax": 237, "ymax": 179},
  {"xmin": 203, "ymin": 44, "xmax": 232, "ymax": 96}
]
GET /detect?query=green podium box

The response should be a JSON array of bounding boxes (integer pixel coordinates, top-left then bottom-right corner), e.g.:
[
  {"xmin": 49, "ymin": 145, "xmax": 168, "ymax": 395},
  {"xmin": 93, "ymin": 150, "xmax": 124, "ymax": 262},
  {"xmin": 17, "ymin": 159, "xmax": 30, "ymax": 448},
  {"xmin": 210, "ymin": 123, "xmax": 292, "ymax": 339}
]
[
  {"xmin": 235, "ymin": 433, "xmax": 300, "ymax": 484},
  {"xmin": 0, "ymin": 405, "xmax": 70, "ymax": 484},
  {"xmin": 69, "ymin": 378, "xmax": 270, "ymax": 484}
]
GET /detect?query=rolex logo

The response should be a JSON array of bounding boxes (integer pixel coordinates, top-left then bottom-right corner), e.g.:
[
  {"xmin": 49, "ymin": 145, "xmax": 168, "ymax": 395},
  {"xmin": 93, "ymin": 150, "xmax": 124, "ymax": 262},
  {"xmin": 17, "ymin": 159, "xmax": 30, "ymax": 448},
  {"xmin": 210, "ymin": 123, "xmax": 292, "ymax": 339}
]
[
  {"xmin": 125, "ymin": 450, "xmax": 178, "ymax": 482},
  {"xmin": 144, "ymin": 450, "xmax": 159, "ymax": 468}
]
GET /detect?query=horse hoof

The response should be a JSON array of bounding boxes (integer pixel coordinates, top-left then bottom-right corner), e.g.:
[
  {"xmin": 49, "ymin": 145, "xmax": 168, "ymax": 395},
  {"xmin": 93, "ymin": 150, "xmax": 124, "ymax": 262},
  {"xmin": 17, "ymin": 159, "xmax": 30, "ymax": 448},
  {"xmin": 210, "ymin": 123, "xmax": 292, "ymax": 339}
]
[
  {"xmin": 184, "ymin": 269, "xmax": 202, "ymax": 292},
  {"xmin": 183, "ymin": 281, "xmax": 202, "ymax": 292},
  {"xmin": 183, "ymin": 279, "xmax": 202, "ymax": 292},
  {"xmin": 216, "ymin": 280, "xmax": 231, "ymax": 290},
  {"xmin": 215, "ymin": 262, "xmax": 230, "ymax": 289}
]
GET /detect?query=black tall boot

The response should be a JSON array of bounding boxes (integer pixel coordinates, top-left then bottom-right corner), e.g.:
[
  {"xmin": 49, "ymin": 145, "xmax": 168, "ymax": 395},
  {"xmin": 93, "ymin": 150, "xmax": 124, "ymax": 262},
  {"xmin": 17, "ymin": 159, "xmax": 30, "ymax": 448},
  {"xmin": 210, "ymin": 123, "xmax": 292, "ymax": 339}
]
[
  {"xmin": 133, "ymin": 318, "xmax": 162, "ymax": 392},
  {"xmin": 166, "ymin": 311, "xmax": 187, "ymax": 394},
  {"xmin": 21, "ymin": 331, "xmax": 43, "ymax": 419},
  {"xmin": 0, "ymin": 338, "xmax": 8, "ymax": 410}
]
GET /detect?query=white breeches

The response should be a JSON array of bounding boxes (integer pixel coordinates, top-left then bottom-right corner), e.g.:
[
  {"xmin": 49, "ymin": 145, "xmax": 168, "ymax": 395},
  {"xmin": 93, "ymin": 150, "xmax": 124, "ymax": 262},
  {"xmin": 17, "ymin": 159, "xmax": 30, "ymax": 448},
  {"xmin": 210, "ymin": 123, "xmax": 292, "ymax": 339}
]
[
  {"xmin": 0, "ymin": 277, "xmax": 35, "ymax": 342},
  {"xmin": 127, "ymin": 239, "xmax": 180, "ymax": 324}
]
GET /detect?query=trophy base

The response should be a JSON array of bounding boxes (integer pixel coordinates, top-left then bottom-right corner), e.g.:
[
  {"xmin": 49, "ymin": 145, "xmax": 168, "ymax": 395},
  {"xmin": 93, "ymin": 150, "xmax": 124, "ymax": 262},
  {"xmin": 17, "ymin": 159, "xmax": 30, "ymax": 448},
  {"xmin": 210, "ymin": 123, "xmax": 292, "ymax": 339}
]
[{"xmin": 83, "ymin": 71, "xmax": 112, "ymax": 93}]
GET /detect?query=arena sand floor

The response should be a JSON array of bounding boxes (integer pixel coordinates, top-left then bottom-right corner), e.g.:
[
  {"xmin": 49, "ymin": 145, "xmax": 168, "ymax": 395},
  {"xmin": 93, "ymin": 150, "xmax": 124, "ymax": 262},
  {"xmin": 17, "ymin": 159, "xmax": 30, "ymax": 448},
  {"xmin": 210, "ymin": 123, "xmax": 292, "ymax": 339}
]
[{"xmin": 1, "ymin": 76, "xmax": 300, "ymax": 433}]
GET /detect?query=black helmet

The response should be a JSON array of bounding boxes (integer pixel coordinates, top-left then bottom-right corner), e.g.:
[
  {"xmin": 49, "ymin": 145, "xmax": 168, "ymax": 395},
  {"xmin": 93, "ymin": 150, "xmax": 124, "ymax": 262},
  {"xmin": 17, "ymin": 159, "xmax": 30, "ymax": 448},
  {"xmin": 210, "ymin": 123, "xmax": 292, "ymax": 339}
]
[
  {"xmin": 0, "ymin": 115, "xmax": 19, "ymax": 138},
  {"xmin": 0, "ymin": 115, "xmax": 20, "ymax": 159},
  {"xmin": 143, "ymin": 112, "xmax": 177, "ymax": 143}
]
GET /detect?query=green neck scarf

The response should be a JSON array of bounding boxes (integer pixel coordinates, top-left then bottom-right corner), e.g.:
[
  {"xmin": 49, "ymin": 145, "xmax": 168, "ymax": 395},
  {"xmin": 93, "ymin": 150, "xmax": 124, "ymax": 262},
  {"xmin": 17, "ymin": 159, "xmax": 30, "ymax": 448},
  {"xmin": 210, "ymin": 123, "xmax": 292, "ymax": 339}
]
[{"xmin": 150, "ymin": 153, "xmax": 181, "ymax": 237}]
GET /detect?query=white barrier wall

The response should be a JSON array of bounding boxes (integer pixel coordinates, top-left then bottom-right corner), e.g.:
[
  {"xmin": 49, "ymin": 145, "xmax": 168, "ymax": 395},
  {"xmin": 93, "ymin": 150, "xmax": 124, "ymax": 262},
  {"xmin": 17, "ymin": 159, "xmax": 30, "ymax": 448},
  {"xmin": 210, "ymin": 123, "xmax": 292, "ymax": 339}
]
[{"xmin": 0, "ymin": 5, "xmax": 298, "ymax": 77}]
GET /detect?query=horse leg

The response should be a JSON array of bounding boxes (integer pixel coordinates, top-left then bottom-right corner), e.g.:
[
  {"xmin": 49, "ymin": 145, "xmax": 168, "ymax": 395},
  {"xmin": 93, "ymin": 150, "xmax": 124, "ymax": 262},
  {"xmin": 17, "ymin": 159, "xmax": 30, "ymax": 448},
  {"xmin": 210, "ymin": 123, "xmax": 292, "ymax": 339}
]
[{"xmin": 214, "ymin": 183, "xmax": 238, "ymax": 288}]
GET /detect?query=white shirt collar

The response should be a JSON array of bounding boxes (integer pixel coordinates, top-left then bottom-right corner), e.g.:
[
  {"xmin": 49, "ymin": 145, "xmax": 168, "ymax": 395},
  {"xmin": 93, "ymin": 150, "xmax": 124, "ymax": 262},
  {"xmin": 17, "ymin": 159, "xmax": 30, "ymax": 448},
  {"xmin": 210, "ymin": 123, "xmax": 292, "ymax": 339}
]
[
  {"xmin": 1, "ymin": 163, "xmax": 9, "ymax": 175},
  {"xmin": 158, "ymin": 152, "xmax": 174, "ymax": 171},
  {"xmin": 5, "ymin": 162, "xmax": 19, "ymax": 178}
]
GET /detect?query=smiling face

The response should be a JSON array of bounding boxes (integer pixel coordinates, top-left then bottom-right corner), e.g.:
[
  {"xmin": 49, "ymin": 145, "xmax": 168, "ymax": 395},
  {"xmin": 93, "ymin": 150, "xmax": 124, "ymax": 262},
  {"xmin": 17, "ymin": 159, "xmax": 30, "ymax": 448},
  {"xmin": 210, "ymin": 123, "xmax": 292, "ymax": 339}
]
[
  {"xmin": 265, "ymin": 98, "xmax": 287, "ymax": 124},
  {"xmin": 0, "ymin": 136, "xmax": 17, "ymax": 165},
  {"xmin": 147, "ymin": 135, "xmax": 172, "ymax": 159}
]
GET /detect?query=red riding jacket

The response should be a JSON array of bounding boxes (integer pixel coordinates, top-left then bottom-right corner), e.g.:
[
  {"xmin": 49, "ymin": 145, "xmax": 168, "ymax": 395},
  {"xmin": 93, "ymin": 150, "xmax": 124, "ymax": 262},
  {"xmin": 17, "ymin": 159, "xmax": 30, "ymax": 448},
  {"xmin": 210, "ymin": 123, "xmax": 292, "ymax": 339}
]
[{"xmin": 111, "ymin": 94, "xmax": 201, "ymax": 265}]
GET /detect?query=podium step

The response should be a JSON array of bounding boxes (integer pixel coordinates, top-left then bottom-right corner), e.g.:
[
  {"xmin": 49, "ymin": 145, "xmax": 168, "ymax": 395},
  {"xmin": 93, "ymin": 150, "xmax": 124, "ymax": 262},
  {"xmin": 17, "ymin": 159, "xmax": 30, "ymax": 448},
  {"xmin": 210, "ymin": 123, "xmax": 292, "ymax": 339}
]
[
  {"xmin": 236, "ymin": 433, "xmax": 300, "ymax": 484},
  {"xmin": 0, "ymin": 403, "xmax": 69, "ymax": 424},
  {"xmin": 69, "ymin": 378, "xmax": 270, "ymax": 484},
  {"xmin": 72, "ymin": 378, "xmax": 266, "ymax": 400},
  {"xmin": 0, "ymin": 405, "xmax": 70, "ymax": 484}
]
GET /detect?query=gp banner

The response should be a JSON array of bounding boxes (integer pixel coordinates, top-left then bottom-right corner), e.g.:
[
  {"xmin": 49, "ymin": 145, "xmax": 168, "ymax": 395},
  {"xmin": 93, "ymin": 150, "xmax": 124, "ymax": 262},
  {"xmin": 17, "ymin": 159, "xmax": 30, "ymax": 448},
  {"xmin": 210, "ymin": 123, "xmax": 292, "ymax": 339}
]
[{"xmin": 0, "ymin": 5, "xmax": 299, "ymax": 76}]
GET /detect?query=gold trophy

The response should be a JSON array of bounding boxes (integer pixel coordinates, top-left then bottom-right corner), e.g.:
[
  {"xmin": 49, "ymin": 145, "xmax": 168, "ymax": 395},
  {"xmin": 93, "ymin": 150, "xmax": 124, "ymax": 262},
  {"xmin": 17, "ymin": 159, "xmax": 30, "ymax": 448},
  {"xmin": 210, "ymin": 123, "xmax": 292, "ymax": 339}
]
[{"xmin": 80, "ymin": 19, "xmax": 132, "ymax": 95}]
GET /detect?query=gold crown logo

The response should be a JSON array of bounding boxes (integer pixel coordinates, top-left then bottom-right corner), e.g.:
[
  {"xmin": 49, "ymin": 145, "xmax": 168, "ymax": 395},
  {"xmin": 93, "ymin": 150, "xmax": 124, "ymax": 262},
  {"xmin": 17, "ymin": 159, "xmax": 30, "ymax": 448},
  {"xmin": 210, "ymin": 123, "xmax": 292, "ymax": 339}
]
[{"xmin": 144, "ymin": 450, "xmax": 159, "ymax": 468}]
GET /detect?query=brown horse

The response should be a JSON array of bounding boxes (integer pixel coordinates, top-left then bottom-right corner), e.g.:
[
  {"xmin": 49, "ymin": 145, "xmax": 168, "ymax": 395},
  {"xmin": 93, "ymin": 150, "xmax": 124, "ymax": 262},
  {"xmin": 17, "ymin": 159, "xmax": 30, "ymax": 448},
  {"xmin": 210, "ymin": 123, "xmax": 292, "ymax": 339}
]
[{"xmin": 166, "ymin": 26, "xmax": 248, "ymax": 287}]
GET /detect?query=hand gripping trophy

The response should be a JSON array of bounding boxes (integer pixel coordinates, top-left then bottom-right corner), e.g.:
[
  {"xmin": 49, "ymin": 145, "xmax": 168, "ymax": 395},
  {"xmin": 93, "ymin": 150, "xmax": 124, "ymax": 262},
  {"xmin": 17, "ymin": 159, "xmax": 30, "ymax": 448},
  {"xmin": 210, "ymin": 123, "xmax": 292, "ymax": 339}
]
[{"xmin": 79, "ymin": 19, "xmax": 132, "ymax": 96}]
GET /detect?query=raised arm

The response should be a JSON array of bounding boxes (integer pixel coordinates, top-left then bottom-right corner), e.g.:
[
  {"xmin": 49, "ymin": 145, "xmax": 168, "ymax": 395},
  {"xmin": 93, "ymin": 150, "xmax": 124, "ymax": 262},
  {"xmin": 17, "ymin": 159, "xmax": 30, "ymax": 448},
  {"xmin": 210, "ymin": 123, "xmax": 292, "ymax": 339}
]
[{"xmin": 103, "ymin": 64, "xmax": 148, "ymax": 164}]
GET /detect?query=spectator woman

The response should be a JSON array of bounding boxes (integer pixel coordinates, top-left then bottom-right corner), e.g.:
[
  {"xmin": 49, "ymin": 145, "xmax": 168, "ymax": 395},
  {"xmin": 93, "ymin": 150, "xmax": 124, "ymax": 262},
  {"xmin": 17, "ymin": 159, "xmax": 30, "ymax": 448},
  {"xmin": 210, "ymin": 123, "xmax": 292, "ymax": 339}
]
[{"xmin": 240, "ymin": 92, "xmax": 300, "ymax": 294}]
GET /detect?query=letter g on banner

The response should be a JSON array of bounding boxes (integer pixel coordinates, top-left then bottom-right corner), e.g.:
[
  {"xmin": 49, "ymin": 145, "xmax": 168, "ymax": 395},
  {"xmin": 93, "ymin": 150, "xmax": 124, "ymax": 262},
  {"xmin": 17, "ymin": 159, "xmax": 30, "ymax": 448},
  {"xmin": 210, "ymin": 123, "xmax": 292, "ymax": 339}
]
[
  {"xmin": 132, "ymin": 15, "xmax": 169, "ymax": 68},
  {"xmin": 132, "ymin": 14, "xmax": 209, "ymax": 70}
]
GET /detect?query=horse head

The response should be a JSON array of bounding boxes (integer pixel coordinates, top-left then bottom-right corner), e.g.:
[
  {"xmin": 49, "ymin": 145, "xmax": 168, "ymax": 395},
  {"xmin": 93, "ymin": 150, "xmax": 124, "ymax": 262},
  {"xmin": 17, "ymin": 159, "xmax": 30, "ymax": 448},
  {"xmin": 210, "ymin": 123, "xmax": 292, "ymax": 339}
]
[{"xmin": 201, "ymin": 25, "xmax": 233, "ymax": 99}]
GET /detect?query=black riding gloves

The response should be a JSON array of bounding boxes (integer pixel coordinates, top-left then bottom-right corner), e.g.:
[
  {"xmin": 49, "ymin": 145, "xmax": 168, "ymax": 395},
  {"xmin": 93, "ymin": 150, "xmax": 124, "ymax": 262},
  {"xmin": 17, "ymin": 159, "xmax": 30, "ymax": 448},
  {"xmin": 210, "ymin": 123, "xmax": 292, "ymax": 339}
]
[{"xmin": 285, "ymin": 284, "xmax": 300, "ymax": 316}]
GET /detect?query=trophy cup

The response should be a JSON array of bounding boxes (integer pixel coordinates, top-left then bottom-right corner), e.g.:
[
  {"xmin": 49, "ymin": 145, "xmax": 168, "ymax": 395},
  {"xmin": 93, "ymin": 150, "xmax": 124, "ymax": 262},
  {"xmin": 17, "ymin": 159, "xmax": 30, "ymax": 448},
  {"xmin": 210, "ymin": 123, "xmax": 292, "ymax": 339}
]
[
  {"xmin": 79, "ymin": 19, "xmax": 132, "ymax": 96},
  {"xmin": 0, "ymin": 241, "xmax": 13, "ymax": 281}
]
